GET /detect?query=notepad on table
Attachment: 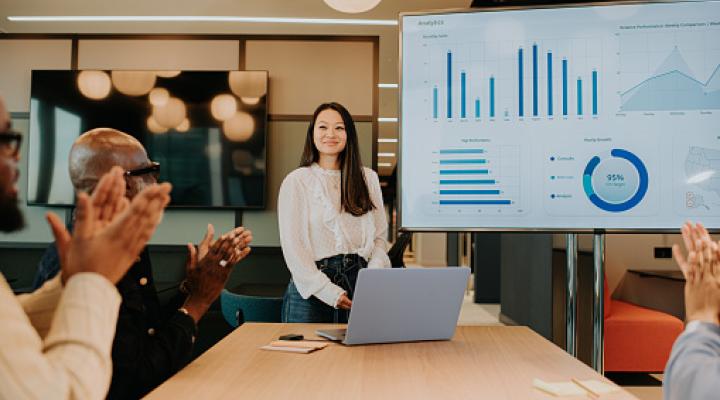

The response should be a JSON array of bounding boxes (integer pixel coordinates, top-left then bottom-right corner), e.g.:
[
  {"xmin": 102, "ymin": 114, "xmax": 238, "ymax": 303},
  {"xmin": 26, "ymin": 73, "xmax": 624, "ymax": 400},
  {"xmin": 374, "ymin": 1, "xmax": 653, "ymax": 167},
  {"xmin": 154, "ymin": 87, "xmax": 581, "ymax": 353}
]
[
  {"xmin": 533, "ymin": 378, "xmax": 620, "ymax": 397},
  {"xmin": 260, "ymin": 340, "xmax": 329, "ymax": 354}
]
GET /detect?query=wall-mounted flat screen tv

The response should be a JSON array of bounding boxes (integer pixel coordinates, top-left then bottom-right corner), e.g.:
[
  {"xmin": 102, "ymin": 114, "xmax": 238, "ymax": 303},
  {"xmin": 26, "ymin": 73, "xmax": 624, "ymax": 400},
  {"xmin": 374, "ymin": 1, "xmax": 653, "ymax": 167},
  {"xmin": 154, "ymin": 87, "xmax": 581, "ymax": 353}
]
[{"xmin": 27, "ymin": 69, "xmax": 268, "ymax": 209}]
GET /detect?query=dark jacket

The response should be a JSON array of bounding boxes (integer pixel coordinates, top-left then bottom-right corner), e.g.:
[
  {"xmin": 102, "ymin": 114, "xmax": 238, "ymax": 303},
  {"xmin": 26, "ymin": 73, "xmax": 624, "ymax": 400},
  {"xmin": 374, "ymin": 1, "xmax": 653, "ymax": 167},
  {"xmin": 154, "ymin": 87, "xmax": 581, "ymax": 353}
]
[{"xmin": 34, "ymin": 244, "xmax": 197, "ymax": 399}]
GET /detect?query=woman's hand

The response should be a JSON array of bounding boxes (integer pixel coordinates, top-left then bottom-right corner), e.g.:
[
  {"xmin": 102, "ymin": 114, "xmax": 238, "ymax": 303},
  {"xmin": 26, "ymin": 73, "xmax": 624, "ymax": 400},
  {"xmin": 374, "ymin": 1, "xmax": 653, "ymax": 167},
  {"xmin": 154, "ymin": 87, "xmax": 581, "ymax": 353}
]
[{"xmin": 337, "ymin": 293, "xmax": 352, "ymax": 310}]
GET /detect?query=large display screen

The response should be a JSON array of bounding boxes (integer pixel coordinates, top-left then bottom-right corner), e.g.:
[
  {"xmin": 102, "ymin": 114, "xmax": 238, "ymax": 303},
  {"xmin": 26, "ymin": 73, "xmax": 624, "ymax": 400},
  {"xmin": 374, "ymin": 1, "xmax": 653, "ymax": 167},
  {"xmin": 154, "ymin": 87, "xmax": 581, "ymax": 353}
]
[
  {"xmin": 400, "ymin": 0, "xmax": 720, "ymax": 231},
  {"xmin": 28, "ymin": 70, "xmax": 267, "ymax": 209}
]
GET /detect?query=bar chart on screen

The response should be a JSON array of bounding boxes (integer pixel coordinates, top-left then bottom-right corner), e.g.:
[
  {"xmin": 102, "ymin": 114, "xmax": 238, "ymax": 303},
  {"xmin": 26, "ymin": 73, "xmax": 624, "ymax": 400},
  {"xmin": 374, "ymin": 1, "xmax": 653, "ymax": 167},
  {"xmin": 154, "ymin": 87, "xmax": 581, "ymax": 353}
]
[
  {"xmin": 423, "ymin": 37, "xmax": 602, "ymax": 123},
  {"xmin": 431, "ymin": 146, "xmax": 523, "ymax": 215}
]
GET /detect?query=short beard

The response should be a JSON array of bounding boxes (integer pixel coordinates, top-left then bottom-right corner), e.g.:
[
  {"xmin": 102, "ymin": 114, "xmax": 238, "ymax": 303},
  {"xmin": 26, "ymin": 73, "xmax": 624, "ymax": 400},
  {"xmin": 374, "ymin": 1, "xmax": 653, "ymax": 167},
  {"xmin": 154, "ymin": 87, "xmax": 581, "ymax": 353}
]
[{"xmin": 0, "ymin": 195, "xmax": 25, "ymax": 232}]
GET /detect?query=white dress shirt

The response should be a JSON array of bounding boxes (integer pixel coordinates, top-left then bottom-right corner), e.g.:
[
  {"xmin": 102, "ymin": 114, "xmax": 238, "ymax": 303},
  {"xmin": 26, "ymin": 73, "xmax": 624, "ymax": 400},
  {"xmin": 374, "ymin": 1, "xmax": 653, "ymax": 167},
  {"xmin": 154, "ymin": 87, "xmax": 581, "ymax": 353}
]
[
  {"xmin": 278, "ymin": 163, "xmax": 391, "ymax": 307},
  {"xmin": 663, "ymin": 320, "xmax": 720, "ymax": 400},
  {"xmin": 0, "ymin": 272, "xmax": 121, "ymax": 400}
]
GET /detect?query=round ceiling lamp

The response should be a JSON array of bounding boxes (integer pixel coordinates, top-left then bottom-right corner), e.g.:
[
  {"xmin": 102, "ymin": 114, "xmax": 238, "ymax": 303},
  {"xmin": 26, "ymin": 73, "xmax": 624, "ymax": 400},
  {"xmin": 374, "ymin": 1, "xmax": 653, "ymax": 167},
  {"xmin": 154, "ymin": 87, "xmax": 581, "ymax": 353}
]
[
  {"xmin": 153, "ymin": 97, "xmax": 186, "ymax": 128},
  {"xmin": 241, "ymin": 96, "xmax": 260, "ymax": 106},
  {"xmin": 210, "ymin": 94, "xmax": 238, "ymax": 121},
  {"xmin": 77, "ymin": 70, "xmax": 112, "ymax": 100},
  {"xmin": 228, "ymin": 71, "xmax": 267, "ymax": 98},
  {"xmin": 223, "ymin": 112, "xmax": 255, "ymax": 142},
  {"xmin": 323, "ymin": 0, "xmax": 381, "ymax": 13},
  {"xmin": 155, "ymin": 70, "xmax": 181, "ymax": 78},
  {"xmin": 146, "ymin": 115, "xmax": 168, "ymax": 134},
  {"xmin": 176, "ymin": 118, "xmax": 190, "ymax": 132},
  {"xmin": 111, "ymin": 71, "xmax": 156, "ymax": 96},
  {"xmin": 148, "ymin": 87, "xmax": 170, "ymax": 107}
]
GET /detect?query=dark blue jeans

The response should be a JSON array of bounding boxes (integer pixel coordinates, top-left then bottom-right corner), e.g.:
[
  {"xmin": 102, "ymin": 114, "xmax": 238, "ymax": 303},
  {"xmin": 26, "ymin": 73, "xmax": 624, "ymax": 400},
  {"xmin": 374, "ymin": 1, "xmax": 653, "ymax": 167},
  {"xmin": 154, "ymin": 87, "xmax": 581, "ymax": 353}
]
[{"xmin": 281, "ymin": 254, "xmax": 367, "ymax": 323}]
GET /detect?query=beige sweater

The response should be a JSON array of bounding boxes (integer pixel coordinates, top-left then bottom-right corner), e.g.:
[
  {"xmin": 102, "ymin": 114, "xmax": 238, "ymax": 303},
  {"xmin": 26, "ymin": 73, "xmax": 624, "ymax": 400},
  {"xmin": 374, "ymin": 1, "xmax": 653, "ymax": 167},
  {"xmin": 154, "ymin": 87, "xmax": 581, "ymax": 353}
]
[{"xmin": 0, "ymin": 272, "xmax": 121, "ymax": 400}]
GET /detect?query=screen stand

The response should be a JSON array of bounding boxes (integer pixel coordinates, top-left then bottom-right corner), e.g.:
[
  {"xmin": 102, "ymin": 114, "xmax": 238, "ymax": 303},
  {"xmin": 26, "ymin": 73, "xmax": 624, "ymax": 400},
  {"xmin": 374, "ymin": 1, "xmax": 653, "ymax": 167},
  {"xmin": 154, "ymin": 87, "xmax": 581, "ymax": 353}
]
[
  {"xmin": 235, "ymin": 210, "xmax": 243, "ymax": 227},
  {"xmin": 592, "ymin": 232, "xmax": 605, "ymax": 374},
  {"xmin": 565, "ymin": 233, "xmax": 577, "ymax": 357},
  {"xmin": 65, "ymin": 207, "xmax": 75, "ymax": 228}
]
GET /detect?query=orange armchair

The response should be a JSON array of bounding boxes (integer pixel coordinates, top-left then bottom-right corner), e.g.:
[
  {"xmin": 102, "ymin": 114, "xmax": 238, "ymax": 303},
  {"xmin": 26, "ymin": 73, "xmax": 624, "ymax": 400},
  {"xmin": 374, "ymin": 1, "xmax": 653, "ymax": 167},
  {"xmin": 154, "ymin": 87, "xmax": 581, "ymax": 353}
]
[{"xmin": 604, "ymin": 276, "xmax": 684, "ymax": 372}]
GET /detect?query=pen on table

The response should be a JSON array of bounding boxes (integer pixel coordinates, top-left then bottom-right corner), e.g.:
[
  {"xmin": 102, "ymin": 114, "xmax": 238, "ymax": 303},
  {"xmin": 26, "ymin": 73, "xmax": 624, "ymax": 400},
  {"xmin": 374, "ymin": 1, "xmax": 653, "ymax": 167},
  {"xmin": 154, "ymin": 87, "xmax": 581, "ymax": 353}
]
[{"xmin": 571, "ymin": 378, "xmax": 600, "ymax": 398}]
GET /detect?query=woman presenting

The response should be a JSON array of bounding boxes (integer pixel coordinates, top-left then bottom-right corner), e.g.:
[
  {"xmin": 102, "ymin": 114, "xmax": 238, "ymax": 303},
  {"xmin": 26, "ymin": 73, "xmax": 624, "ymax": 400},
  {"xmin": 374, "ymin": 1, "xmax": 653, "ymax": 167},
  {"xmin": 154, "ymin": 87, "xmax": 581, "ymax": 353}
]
[{"xmin": 278, "ymin": 102, "xmax": 391, "ymax": 323}]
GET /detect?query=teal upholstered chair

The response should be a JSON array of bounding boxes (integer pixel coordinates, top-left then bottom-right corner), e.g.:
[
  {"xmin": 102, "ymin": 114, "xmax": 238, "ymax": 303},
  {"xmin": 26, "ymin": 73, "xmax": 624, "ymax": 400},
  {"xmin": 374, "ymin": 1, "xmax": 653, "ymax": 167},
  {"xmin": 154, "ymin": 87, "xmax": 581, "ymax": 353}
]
[{"xmin": 220, "ymin": 284, "xmax": 285, "ymax": 328}]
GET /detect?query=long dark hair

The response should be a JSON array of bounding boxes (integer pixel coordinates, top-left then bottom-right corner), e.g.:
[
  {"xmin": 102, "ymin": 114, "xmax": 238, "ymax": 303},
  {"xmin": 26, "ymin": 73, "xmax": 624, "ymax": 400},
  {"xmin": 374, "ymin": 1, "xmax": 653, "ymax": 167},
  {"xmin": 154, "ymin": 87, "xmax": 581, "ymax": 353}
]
[{"xmin": 300, "ymin": 102, "xmax": 375, "ymax": 216}]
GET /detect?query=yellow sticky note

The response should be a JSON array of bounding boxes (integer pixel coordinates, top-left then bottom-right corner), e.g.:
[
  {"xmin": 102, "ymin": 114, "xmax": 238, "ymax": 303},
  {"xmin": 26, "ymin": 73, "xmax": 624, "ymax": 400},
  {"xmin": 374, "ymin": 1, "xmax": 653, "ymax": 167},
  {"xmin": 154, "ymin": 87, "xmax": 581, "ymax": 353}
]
[{"xmin": 578, "ymin": 379, "xmax": 620, "ymax": 394}]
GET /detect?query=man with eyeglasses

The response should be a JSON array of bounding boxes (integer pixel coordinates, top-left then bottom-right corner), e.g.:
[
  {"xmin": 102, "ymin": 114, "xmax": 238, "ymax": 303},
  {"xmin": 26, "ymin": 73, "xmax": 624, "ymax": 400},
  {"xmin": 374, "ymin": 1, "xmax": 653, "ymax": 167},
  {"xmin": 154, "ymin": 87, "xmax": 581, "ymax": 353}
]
[
  {"xmin": 0, "ymin": 124, "xmax": 23, "ymax": 232},
  {"xmin": 32, "ymin": 127, "xmax": 253, "ymax": 399},
  {"xmin": 0, "ymin": 97, "xmax": 173, "ymax": 399}
]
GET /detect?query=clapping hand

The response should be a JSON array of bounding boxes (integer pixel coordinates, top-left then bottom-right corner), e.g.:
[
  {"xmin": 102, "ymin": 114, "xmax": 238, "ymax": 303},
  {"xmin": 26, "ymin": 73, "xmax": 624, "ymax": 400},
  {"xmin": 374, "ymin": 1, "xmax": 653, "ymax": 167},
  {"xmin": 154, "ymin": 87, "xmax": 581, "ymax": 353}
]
[
  {"xmin": 673, "ymin": 222, "xmax": 720, "ymax": 325},
  {"xmin": 181, "ymin": 225, "xmax": 253, "ymax": 322},
  {"xmin": 47, "ymin": 166, "xmax": 172, "ymax": 285}
]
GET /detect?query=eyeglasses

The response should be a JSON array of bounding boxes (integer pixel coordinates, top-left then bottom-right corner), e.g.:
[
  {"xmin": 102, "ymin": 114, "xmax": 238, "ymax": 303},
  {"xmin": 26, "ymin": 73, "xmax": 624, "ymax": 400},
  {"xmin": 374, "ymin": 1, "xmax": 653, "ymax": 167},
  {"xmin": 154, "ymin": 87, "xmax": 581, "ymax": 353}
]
[
  {"xmin": 0, "ymin": 130, "xmax": 22, "ymax": 158},
  {"xmin": 124, "ymin": 161, "xmax": 160, "ymax": 180}
]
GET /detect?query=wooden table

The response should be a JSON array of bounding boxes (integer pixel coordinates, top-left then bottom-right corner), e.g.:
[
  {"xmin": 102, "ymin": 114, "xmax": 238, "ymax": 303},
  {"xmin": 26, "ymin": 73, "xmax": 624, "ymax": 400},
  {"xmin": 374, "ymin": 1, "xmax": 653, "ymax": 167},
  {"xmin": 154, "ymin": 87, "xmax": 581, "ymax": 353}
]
[{"xmin": 146, "ymin": 323, "xmax": 637, "ymax": 400}]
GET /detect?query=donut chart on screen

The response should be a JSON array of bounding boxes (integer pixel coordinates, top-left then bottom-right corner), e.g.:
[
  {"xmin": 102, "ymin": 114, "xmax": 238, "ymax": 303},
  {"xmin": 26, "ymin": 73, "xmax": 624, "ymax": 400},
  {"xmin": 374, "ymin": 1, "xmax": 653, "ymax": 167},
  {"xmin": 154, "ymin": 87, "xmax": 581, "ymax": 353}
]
[{"xmin": 582, "ymin": 149, "xmax": 648, "ymax": 213}]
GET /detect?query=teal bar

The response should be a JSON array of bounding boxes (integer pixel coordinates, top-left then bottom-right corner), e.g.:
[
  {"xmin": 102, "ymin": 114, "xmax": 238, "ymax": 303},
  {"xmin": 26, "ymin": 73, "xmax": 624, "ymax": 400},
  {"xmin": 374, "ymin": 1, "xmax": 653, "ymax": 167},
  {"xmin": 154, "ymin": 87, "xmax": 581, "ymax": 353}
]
[
  {"xmin": 577, "ymin": 78, "xmax": 583, "ymax": 116},
  {"xmin": 439, "ymin": 180, "xmax": 496, "ymax": 185},
  {"xmin": 490, "ymin": 76, "xmax": 495, "ymax": 118},
  {"xmin": 592, "ymin": 70, "xmax": 598, "ymax": 115},
  {"xmin": 440, "ymin": 149, "xmax": 484, "ymax": 154},
  {"xmin": 440, "ymin": 170, "xmax": 489, "ymax": 175},
  {"xmin": 440, "ymin": 159, "xmax": 487, "ymax": 165}
]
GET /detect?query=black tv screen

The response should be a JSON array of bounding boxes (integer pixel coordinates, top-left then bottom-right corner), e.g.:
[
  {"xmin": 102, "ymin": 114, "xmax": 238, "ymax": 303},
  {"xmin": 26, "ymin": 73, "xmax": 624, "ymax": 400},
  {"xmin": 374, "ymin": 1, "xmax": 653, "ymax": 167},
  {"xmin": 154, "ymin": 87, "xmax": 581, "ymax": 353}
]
[{"xmin": 27, "ymin": 70, "xmax": 268, "ymax": 209}]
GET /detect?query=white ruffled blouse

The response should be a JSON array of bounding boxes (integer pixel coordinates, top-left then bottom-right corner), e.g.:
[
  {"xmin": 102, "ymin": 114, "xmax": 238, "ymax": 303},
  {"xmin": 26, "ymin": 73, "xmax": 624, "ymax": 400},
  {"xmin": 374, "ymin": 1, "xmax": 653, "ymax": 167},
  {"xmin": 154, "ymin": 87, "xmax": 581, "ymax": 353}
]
[{"xmin": 278, "ymin": 163, "xmax": 391, "ymax": 307}]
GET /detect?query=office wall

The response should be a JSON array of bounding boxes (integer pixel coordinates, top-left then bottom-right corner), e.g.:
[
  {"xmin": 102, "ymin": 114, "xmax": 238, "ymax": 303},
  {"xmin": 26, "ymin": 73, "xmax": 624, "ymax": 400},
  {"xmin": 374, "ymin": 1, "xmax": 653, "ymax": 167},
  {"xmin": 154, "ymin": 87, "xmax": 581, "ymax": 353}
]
[
  {"xmin": 0, "ymin": 36, "xmax": 376, "ymax": 247},
  {"xmin": 554, "ymin": 233, "xmax": 718, "ymax": 294},
  {"xmin": 1, "ymin": 40, "xmax": 73, "ymax": 242}
]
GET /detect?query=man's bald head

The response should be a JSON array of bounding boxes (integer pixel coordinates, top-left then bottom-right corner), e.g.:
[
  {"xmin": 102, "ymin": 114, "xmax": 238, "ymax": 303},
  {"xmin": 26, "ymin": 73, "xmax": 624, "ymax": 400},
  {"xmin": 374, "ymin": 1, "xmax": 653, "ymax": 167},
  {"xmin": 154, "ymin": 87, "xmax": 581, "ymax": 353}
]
[{"xmin": 70, "ymin": 128, "xmax": 153, "ymax": 197}]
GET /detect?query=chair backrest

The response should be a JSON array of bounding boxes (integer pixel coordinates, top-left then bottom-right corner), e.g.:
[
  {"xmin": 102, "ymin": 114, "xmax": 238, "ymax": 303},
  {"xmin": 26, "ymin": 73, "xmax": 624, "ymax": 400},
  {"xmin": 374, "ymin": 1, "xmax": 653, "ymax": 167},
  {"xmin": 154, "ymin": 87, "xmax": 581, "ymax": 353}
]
[
  {"xmin": 220, "ymin": 289, "xmax": 283, "ymax": 328},
  {"xmin": 387, "ymin": 232, "xmax": 412, "ymax": 268}
]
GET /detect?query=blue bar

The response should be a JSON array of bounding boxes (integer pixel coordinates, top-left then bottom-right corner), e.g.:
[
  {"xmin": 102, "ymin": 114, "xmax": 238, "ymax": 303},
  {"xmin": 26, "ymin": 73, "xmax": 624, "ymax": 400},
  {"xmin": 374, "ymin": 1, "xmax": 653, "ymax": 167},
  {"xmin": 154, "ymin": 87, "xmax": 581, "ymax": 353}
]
[
  {"xmin": 440, "ymin": 190, "xmax": 501, "ymax": 195},
  {"xmin": 439, "ymin": 149, "xmax": 484, "ymax": 154},
  {"xmin": 440, "ymin": 170, "xmax": 489, "ymax": 175},
  {"xmin": 592, "ymin": 70, "xmax": 598, "ymax": 115},
  {"xmin": 518, "ymin": 47, "xmax": 524, "ymax": 117},
  {"xmin": 447, "ymin": 51, "xmax": 452, "ymax": 119},
  {"xmin": 562, "ymin": 59, "xmax": 568, "ymax": 116},
  {"xmin": 475, "ymin": 98, "xmax": 480, "ymax": 119},
  {"xmin": 440, "ymin": 200, "xmax": 512, "ymax": 205},
  {"xmin": 490, "ymin": 77, "xmax": 495, "ymax": 118},
  {"xmin": 440, "ymin": 159, "xmax": 487, "ymax": 165},
  {"xmin": 439, "ymin": 180, "xmax": 496, "ymax": 185},
  {"xmin": 547, "ymin": 51, "xmax": 553, "ymax": 116},
  {"xmin": 433, "ymin": 86, "xmax": 438, "ymax": 119},
  {"xmin": 577, "ymin": 78, "xmax": 583, "ymax": 116},
  {"xmin": 461, "ymin": 71, "xmax": 467, "ymax": 119},
  {"xmin": 533, "ymin": 43, "xmax": 538, "ymax": 117}
]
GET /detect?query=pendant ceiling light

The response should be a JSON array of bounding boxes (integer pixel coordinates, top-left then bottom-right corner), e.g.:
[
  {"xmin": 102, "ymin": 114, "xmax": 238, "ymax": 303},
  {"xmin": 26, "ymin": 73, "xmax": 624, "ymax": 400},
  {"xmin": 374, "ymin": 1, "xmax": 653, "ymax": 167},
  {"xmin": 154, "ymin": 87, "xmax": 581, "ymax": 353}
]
[{"xmin": 323, "ymin": 0, "xmax": 382, "ymax": 14}]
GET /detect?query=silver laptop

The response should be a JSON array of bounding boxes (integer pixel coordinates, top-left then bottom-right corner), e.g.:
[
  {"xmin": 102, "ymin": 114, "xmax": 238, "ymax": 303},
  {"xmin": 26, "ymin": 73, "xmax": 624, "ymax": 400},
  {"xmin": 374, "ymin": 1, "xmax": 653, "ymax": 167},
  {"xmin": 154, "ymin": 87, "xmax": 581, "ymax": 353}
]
[{"xmin": 316, "ymin": 267, "xmax": 470, "ymax": 345}]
